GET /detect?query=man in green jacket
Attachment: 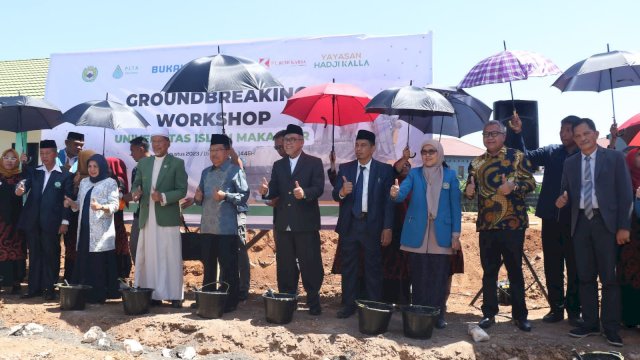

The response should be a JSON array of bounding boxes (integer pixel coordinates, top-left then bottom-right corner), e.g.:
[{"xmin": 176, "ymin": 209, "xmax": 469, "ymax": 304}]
[{"xmin": 132, "ymin": 128, "xmax": 188, "ymax": 308}]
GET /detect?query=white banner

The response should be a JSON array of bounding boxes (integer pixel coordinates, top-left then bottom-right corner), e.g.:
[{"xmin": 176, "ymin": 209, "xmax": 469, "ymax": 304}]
[{"xmin": 43, "ymin": 34, "xmax": 433, "ymax": 202}]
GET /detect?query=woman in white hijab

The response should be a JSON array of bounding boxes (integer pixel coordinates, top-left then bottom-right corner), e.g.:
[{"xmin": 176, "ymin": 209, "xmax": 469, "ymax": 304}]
[{"xmin": 390, "ymin": 139, "xmax": 462, "ymax": 329}]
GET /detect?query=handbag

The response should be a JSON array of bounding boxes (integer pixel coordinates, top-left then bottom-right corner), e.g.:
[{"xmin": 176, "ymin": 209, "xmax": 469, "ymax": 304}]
[
  {"xmin": 450, "ymin": 249, "xmax": 464, "ymax": 275},
  {"xmin": 181, "ymin": 216, "xmax": 204, "ymax": 261}
]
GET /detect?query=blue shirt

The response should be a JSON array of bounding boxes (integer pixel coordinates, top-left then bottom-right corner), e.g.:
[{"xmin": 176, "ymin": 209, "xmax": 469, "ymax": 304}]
[
  {"xmin": 197, "ymin": 160, "xmax": 249, "ymax": 235},
  {"xmin": 507, "ymin": 133, "xmax": 578, "ymax": 219}
]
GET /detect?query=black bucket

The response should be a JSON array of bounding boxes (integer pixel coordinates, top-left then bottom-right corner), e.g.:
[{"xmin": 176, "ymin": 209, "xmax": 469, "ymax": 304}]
[
  {"xmin": 356, "ymin": 300, "xmax": 394, "ymax": 335},
  {"xmin": 121, "ymin": 287, "xmax": 154, "ymax": 315},
  {"xmin": 263, "ymin": 291, "xmax": 297, "ymax": 324},
  {"xmin": 401, "ymin": 304, "xmax": 440, "ymax": 339},
  {"xmin": 57, "ymin": 284, "xmax": 92, "ymax": 311},
  {"xmin": 195, "ymin": 282, "xmax": 229, "ymax": 319}
]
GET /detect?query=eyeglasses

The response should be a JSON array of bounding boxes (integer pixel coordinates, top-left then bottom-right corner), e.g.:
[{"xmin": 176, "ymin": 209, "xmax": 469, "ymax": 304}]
[
  {"xmin": 273, "ymin": 145, "xmax": 284, "ymax": 150},
  {"xmin": 283, "ymin": 137, "xmax": 302, "ymax": 143},
  {"xmin": 2, "ymin": 156, "xmax": 17, "ymax": 161},
  {"xmin": 420, "ymin": 149, "xmax": 438, "ymax": 156},
  {"xmin": 482, "ymin": 131, "xmax": 505, "ymax": 138}
]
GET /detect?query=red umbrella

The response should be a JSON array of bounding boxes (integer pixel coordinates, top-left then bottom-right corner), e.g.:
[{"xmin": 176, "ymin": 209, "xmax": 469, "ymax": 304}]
[
  {"xmin": 282, "ymin": 80, "xmax": 378, "ymax": 152},
  {"xmin": 618, "ymin": 113, "xmax": 640, "ymax": 145}
]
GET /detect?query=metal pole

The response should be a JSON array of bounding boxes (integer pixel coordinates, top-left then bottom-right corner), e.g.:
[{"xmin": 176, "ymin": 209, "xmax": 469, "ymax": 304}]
[
  {"xmin": 607, "ymin": 44, "xmax": 616, "ymax": 124},
  {"xmin": 503, "ymin": 40, "xmax": 516, "ymax": 113},
  {"xmin": 331, "ymin": 94, "xmax": 335, "ymax": 153}
]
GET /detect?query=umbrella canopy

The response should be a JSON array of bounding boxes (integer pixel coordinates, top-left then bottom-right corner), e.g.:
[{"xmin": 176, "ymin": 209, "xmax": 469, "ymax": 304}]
[
  {"xmin": 162, "ymin": 51, "xmax": 283, "ymax": 134},
  {"xmin": 61, "ymin": 99, "xmax": 150, "ymax": 154},
  {"xmin": 61, "ymin": 99, "xmax": 150, "ymax": 129},
  {"xmin": 162, "ymin": 53, "xmax": 282, "ymax": 93},
  {"xmin": 282, "ymin": 81, "xmax": 378, "ymax": 152},
  {"xmin": 551, "ymin": 50, "xmax": 640, "ymax": 92},
  {"xmin": 398, "ymin": 85, "xmax": 492, "ymax": 138},
  {"xmin": 365, "ymin": 86, "xmax": 454, "ymax": 117},
  {"xmin": 0, "ymin": 96, "xmax": 62, "ymax": 132},
  {"xmin": 458, "ymin": 50, "xmax": 561, "ymax": 88},
  {"xmin": 617, "ymin": 113, "xmax": 640, "ymax": 144},
  {"xmin": 552, "ymin": 47, "xmax": 640, "ymax": 124}
]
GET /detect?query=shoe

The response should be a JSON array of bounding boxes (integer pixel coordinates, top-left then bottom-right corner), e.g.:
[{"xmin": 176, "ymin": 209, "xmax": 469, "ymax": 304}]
[
  {"xmin": 542, "ymin": 310, "xmax": 564, "ymax": 323},
  {"xmin": 308, "ymin": 304, "xmax": 322, "ymax": 316},
  {"xmin": 223, "ymin": 305, "xmax": 237, "ymax": 313},
  {"xmin": 435, "ymin": 319, "xmax": 447, "ymax": 329},
  {"xmin": 603, "ymin": 330, "xmax": 623, "ymax": 347},
  {"xmin": 569, "ymin": 326, "xmax": 600, "ymax": 338},
  {"xmin": 568, "ymin": 315, "xmax": 584, "ymax": 327},
  {"xmin": 514, "ymin": 319, "xmax": 532, "ymax": 332},
  {"xmin": 238, "ymin": 292, "xmax": 248, "ymax": 301},
  {"xmin": 478, "ymin": 317, "xmax": 495, "ymax": 329},
  {"xmin": 171, "ymin": 300, "xmax": 183, "ymax": 308},
  {"xmin": 189, "ymin": 302, "xmax": 198, "ymax": 309},
  {"xmin": 150, "ymin": 300, "xmax": 162, "ymax": 306},
  {"xmin": 336, "ymin": 306, "xmax": 356, "ymax": 319}
]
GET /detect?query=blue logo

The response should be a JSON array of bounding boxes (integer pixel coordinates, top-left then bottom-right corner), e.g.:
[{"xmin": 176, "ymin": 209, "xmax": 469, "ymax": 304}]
[
  {"xmin": 151, "ymin": 64, "xmax": 183, "ymax": 74},
  {"xmin": 113, "ymin": 65, "xmax": 124, "ymax": 79},
  {"xmin": 82, "ymin": 66, "xmax": 98, "ymax": 82}
]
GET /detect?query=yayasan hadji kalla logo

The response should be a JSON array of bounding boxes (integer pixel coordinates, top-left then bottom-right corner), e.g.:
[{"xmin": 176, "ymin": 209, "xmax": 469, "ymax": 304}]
[{"xmin": 82, "ymin": 66, "xmax": 98, "ymax": 82}]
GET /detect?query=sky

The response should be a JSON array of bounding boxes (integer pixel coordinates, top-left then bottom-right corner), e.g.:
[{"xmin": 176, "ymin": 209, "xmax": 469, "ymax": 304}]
[{"xmin": 2, "ymin": 0, "xmax": 639, "ymax": 148}]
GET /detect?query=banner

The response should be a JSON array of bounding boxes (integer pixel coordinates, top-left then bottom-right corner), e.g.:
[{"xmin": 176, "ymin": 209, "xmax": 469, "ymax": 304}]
[{"xmin": 43, "ymin": 34, "xmax": 433, "ymax": 202}]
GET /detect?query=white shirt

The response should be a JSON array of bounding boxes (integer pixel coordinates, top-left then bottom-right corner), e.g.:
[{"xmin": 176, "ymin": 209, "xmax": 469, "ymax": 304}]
[
  {"xmin": 289, "ymin": 153, "xmax": 300, "ymax": 174},
  {"xmin": 356, "ymin": 159, "xmax": 372, "ymax": 213},
  {"xmin": 37, "ymin": 164, "xmax": 63, "ymax": 194},
  {"xmin": 580, "ymin": 151, "xmax": 599, "ymax": 209}
]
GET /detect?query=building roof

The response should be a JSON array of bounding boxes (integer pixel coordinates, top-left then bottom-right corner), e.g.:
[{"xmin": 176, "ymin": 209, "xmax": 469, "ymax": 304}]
[
  {"xmin": 440, "ymin": 137, "xmax": 485, "ymax": 157},
  {"xmin": 0, "ymin": 58, "xmax": 49, "ymax": 97}
]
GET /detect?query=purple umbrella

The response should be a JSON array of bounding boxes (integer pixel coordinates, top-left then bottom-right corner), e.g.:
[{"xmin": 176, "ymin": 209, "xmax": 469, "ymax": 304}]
[{"xmin": 458, "ymin": 42, "xmax": 560, "ymax": 112}]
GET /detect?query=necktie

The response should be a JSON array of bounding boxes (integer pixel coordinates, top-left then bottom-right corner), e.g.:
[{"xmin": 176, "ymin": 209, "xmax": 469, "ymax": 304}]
[
  {"xmin": 583, "ymin": 156, "xmax": 593, "ymax": 220},
  {"xmin": 352, "ymin": 166, "xmax": 366, "ymax": 217}
]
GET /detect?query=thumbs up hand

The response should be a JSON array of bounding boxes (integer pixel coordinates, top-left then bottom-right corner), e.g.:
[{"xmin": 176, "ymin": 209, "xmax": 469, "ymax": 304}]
[
  {"xmin": 556, "ymin": 190, "xmax": 569, "ymax": 209},
  {"xmin": 90, "ymin": 197, "xmax": 103, "ymax": 211},
  {"xmin": 340, "ymin": 176, "xmax": 353, "ymax": 197},
  {"xmin": 390, "ymin": 178, "xmax": 400, "ymax": 198},
  {"xmin": 498, "ymin": 174, "xmax": 516, "ymax": 195},
  {"xmin": 465, "ymin": 176, "xmax": 476, "ymax": 198},
  {"xmin": 259, "ymin": 177, "xmax": 269, "ymax": 196},
  {"xmin": 293, "ymin": 180, "xmax": 305, "ymax": 199}
]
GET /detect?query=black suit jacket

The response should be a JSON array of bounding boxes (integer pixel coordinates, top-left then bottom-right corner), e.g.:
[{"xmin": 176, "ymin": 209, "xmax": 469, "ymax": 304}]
[
  {"xmin": 332, "ymin": 159, "xmax": 395, "ymax": 237},
  {"xmin": 18, "ymin": 165, "xmax": 73, "ymax": 234},
  {"xmin": 560, "ymin": 146, "xmax": 633, "ymax": 236},
  {"xmin": 264, "ymin": 152, "xmax": 325, "ymax": 232}
]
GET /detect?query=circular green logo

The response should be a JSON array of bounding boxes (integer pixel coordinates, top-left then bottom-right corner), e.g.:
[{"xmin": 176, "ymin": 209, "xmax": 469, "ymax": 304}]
[{"xmin": 82, "ymin": 66, "xmax": 98, "ymax": 82}]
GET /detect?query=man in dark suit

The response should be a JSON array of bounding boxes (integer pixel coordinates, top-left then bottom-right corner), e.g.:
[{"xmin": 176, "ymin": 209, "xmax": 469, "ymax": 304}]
[
  {"xmin": 332, "ymin": 130, "xmax": 394, "ymax": 318},
  {"xmin": 556, "ymin": 117, "xmax": 631, "ymax": 347},
  {"xmin": 259, "ymin": 124, "xmax": 325, "ymax": 315},
  {"xmin": 16, "ymin": 140, "xmax": 73, "ymax": 300}
]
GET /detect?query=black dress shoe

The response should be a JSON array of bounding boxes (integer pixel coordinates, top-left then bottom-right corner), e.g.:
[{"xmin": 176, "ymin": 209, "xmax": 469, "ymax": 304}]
[
  {"xmin": 336, "ymin": 306, "xmax": 356, "ymax": 319},
  {"xmin": 569, "ymin": 326, "xmax": 600, "ymax": 338},
  {"xmin": 171, "ymin": 300, "xmax": 183, "ymax": 308},
  {"xmin": 308, "ymin": 304, "xmax": 322, "ymax": 316},
  {"xmin": 478, "ymin": 317, "xmax": 495, "ymax": 329},
  {"xmin": 603, "ymin": 330, "xmax": 623, "ymax": 347},
  {"xmin": 568, "ymin": 315, "xmax": 584, "ymax": 327},
  {"xmin": 150, "ymin": 299, "xmax": 162, "ymax": 306},
  {"xmin": 435, "ymin": 319, "xmax": 448, "ymax": 329},
  {"xmin": 514, "ymin": 319, "xmax": 532, "ymax": 332},
  {"xmin": 542, "ymin": 310, "xmax": 564, "ymax": 323}
]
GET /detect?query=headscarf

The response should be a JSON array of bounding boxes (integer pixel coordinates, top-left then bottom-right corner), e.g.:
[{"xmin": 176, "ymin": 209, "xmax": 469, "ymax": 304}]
[
  {"xmin": 421, "ymin": 139, "xmax": 445, "ymax": 220},
  {"xmin": 0, "ymin": 149, "xmax": 21, "ymax": 178},
  {"xmin": 87, "ymin": 154, "xmax": 110, "ymax": 183},
  {"xmin": 106, "ymin": 157, "xmax": 129, "ymax": 193},
  {"xmin": 625, "ymin": 148, "xmax": 640, "ymax": 191},
  {"xmin": 74, "ymin": 149, "xmax": 97, "ymax": 182}
]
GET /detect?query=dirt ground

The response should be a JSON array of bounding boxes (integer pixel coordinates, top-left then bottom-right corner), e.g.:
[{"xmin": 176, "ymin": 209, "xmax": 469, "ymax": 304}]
[{"xmin": 1, "ymin": 213, "xmax": 639, "ymax": 359}]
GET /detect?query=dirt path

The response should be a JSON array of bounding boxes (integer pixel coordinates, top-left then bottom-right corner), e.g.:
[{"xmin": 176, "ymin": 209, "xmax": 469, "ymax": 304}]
[{"xmin": 1, "ymin": 215, "xmax": 639, "ymax": 359}]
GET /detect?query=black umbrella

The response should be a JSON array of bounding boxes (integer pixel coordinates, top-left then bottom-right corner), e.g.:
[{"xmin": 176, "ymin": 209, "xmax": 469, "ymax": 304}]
[
  {"xmin": 61, "ymin": 95, "xmax": 150, "ymax": 154},
  {"xmin": 399, "ymin": 85, "xmax": 492, "ymax": 139},
  {"xmin": 552, "ymin": 44, "xmax": 640, "ymax": 124},
  {"xmin": 0, "ymin": 95, "xmax": 63, "ymax": 150},
  {"xmin": 162, "ymin": 47, "xmax": 283, "ymax": 133},
  {"xmin": 365, "ymin": 84, "xmax": 454, "ymax": 156}
]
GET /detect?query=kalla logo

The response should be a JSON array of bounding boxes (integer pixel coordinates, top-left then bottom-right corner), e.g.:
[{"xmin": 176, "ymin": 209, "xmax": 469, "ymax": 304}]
[{"xmin": 82, "ymin": 66, "xmax": 98, "ymax": 82}]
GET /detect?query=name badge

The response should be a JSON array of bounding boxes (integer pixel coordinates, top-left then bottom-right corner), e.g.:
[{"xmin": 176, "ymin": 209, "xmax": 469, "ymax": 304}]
[{"xmin": 442, "ymin": 182, "xmax": 450, "ymax": 189}]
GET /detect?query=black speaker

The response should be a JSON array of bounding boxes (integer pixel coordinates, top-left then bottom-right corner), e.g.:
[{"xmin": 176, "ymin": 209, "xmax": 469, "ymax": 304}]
[{"xmin": 494, "ymin": 100, "xmax": 539, "ymax": 150}]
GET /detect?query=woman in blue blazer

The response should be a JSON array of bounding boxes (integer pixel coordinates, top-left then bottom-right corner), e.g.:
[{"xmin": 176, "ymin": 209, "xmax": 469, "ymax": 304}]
[{"xmin": 390, "ymin": 139, "xmax": 462, "ymax": 328}]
